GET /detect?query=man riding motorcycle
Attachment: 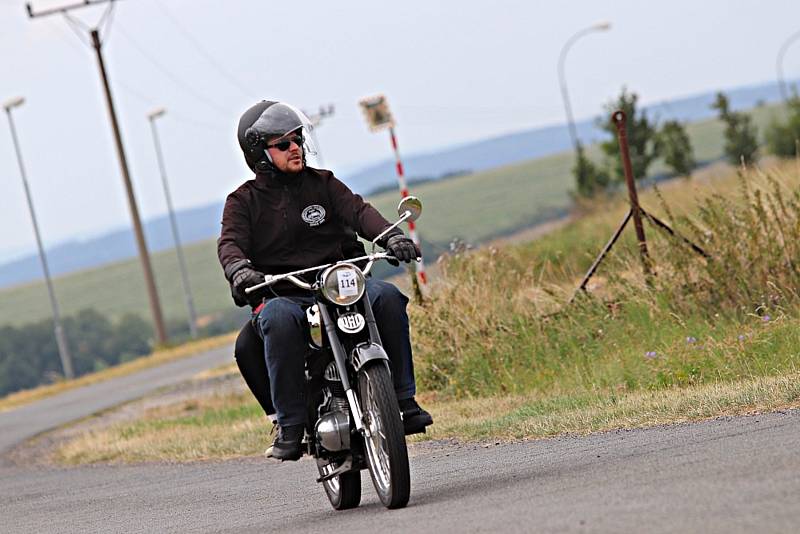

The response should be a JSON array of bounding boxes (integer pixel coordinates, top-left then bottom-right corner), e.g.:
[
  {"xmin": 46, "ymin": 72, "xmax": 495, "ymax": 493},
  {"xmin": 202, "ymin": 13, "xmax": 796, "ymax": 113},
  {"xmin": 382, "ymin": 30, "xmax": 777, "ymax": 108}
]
[{"xmin": 218, "ymin": 101, "xmax": 433, "ymax": 461}]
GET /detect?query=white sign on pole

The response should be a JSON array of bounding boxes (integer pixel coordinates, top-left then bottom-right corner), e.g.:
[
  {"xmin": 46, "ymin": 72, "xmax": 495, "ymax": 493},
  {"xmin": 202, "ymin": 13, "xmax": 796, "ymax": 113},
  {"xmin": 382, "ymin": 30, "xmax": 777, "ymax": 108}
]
[{"xmin": 358, "ymin": 94, "xmax": 395, "ymax": 132}]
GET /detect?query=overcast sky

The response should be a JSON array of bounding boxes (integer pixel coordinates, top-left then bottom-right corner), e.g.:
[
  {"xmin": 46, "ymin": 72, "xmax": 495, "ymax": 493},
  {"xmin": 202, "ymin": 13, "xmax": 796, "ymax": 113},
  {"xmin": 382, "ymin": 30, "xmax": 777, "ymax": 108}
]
[{"xmin": 2, "ymin": 0, "xmax": 800, "ymax": 260}]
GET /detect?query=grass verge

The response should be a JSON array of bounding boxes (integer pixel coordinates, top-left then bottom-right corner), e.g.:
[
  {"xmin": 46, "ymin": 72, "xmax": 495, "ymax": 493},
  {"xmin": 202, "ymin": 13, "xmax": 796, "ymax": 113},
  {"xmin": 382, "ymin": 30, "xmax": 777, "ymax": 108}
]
[
  {"xmin": 53, "ymin": 370, "xmax": 800, "ymax": 465},
  {"xmin": 0, "ymin": 332, "xmax": 236, "ymax": 413}
]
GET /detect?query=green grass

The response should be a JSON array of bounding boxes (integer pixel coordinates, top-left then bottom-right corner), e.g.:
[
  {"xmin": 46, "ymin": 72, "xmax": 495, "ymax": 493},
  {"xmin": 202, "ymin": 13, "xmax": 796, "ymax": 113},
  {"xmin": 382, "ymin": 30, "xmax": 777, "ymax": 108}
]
[
  {"xmin": 0, "ymin": 101, "xmax": 788, "ymax": 327},
  {"xmin": 0, "ymin": 236, "xmax": 232, "ymax": 327}
]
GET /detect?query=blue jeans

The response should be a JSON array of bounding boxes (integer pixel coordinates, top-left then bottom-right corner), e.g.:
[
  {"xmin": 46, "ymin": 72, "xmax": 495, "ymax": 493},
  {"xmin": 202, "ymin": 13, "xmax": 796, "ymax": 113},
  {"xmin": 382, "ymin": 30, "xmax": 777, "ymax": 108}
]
[{"xmin": 255, "ymin": 278, "xmax": 417, "ymax": 427}]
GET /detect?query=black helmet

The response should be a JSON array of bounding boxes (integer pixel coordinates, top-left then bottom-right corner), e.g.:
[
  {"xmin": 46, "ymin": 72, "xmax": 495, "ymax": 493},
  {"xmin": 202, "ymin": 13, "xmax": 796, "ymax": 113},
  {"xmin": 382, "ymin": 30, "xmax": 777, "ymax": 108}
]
[
  {"xmin": 237, "ymin": 100, "xmax": 275, "ymax": 172},
  {"xmin": 237, "ymin": 101, "xmax": 316, "ymax": 173}
]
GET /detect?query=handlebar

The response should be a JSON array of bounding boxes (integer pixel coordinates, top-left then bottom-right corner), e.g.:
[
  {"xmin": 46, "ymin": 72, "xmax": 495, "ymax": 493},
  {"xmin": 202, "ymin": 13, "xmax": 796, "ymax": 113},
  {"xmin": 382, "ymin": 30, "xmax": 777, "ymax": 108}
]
[{"xmin": 244, "ymin": 252, "xmax": 420, "ymax": 294}]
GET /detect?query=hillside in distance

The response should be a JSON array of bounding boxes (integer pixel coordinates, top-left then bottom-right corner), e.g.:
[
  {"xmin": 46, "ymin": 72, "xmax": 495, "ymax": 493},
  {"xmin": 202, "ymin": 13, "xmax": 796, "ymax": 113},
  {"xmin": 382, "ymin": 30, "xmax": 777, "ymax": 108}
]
[
  {"xmin": 0, "ymin": 99, "xmax": 789, "ymax": 327},
  {"xmin": 0, "ymin": 78, "xmax": 793, "ymax": 289},
  {"xmin": 340, "ymin": 79, "xmax": 792, "ymax": 191}
]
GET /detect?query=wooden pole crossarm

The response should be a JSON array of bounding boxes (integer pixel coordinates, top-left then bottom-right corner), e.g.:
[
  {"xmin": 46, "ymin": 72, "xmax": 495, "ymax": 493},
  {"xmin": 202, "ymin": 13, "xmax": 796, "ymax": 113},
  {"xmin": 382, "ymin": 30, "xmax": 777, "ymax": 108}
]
[{"xmin": 26, "ymin": 0, "xmax": 119, "ymax": 19}]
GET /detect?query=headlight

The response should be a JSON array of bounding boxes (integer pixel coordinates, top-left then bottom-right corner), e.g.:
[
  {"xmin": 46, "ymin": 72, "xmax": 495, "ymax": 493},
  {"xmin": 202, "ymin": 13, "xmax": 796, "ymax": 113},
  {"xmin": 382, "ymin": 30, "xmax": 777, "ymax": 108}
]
[{"xmin": 320, "ymin": 263, "xmax": 366, "ymax": 306}]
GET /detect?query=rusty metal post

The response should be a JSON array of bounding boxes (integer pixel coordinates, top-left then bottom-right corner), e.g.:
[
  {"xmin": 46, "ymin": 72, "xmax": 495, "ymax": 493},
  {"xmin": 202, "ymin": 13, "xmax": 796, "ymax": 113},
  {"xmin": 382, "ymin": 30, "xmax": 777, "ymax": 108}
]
[
  {"xmin": 612, "ymin": 110, "xmax": 651, "ymax": 278},
  {"xmin": 571, "ymin": 208, "xmax": 632, "ymax": 302}
]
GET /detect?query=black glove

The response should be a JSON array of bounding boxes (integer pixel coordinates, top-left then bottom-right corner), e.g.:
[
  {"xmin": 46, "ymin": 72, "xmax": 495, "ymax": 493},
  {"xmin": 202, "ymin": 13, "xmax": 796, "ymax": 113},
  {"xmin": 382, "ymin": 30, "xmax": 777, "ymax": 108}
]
[
  {"xmin": 385, "ymin": 235, "xmax": 420, "ymax": 263},
  {"xmin": 232, "ymin": 266, "xmax": 265, "ymax": 295},
  {"xmin": 225, "ymin": 259, "xmax": 266, "ymax": 305}
]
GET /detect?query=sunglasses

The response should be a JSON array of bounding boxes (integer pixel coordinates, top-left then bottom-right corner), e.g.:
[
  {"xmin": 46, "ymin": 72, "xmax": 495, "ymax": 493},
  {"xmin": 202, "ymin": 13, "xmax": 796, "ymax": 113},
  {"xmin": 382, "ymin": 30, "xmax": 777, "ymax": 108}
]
[{"xmin": 267, "ymin": 134, "xmax": 304, "ymax": 152}]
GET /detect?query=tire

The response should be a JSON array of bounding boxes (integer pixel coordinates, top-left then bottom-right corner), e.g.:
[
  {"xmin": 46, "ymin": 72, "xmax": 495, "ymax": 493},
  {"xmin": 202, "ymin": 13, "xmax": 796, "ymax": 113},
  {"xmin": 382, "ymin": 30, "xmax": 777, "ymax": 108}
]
[
  {"xmin": 358, "ymin": 361, "xmax": 410, "ymax": 509},
  {"xmin": 318, "ymin": 460, "xmax": 361, "ymax": 510}
]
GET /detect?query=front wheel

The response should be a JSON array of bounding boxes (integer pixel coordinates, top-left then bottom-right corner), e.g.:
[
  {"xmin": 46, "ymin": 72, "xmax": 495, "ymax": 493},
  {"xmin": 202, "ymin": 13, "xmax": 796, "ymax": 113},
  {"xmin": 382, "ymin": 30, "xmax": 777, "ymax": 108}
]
[
  {"xmin": 358, "ymin": 361, "xmax": 410, "ymax": 509},
  {"xmin": 317, "ymin": 459, "xmax": 361, "ymax": 510}
]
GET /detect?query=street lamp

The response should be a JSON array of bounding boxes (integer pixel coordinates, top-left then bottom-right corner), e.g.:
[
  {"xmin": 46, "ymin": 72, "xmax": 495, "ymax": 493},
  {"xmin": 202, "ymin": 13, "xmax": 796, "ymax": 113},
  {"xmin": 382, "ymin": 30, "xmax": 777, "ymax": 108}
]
[
  {"xmin": 147, "ymin": 108, "xmax": 198, "ymax": 338},
  {"xmin": 777, "ymin": 29, "xmax": 800, "ymax": 101},
  {"xmin": 4, "ymin": 96, "xmax": 74, "ymax": 379},
  {"xmin": 557, "ymin": 21, "xmax": 612, "ymax": 153}
]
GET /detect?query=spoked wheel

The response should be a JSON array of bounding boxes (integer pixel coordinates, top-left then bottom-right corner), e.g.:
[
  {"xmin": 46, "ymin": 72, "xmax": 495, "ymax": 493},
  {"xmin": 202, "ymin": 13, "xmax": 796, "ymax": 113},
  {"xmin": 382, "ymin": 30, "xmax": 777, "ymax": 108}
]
[
  {"xmin": 358, "ymin": 361, "xmax": 410, "ymax": 509},
  {"xmin": 317, "ymin": 459, "xmax": 361, "ymax": 510}
]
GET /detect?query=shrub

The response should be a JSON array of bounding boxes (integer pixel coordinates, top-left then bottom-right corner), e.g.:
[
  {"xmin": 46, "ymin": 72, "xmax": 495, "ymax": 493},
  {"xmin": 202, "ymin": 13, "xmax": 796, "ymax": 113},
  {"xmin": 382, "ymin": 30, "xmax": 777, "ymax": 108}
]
[
  {"xmin": 712, "ymin": 92, "xmax": 759, "ymax": 165},
  {"xmin": 598, "ymin": 87, "xmax": 660, "ymax": 182},
  {"xmin": 656, "ymin": 120, "xmax": 696, "ymax": 178},
  {"xmin": 764, "ymin": 96, "xmax": 800, "ymax": 157}
]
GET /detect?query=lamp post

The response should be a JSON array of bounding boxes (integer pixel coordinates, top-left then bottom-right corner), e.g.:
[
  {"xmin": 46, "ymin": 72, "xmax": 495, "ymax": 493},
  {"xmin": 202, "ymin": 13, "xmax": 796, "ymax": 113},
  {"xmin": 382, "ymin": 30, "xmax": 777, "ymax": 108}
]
[
  {"xmin": 777, "ymin": 29, "xmax": 800, "ymax": 101},
  {"xmin": 557, "ymin": 21, "xmax": 612, "ymax": 153},
  {"xmin": 4, "ymin": 96, "xmax": 74, "ymax": 379},
  {"xmin": 147, "ymin": 108, "xmax": 198, "ymax": 338}
]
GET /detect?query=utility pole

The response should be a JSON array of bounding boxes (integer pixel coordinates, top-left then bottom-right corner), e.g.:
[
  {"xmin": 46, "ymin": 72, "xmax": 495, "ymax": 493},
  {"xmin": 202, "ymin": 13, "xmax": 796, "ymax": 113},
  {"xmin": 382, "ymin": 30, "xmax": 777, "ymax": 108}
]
[
  {"xmin": 304, "ymin": 104, "xmax": 334, "ymax": 168},
  {"xmin": 148, "ymin": 108, "xmax": 198, "ymax": 338},
  {"xmin": 4, "ymin": 96, "xmax": 75, "ymax": 379},
  {"xmin": 27, "ymin": 0, "xmax": 169, "ymax": 345}
]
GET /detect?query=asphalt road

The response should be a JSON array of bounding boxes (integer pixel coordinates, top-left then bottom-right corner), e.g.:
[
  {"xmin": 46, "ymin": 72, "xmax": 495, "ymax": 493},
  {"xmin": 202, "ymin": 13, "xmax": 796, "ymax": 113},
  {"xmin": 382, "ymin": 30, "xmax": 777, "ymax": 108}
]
[{"xmin": 2, "ymin": 347, "xmax": 799, "ymax": 533}]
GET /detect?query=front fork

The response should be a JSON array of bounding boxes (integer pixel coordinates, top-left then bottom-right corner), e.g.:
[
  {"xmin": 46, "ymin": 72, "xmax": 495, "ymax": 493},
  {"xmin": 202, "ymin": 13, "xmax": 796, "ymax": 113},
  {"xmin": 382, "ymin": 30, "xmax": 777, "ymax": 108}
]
[
  {"xmin": 317, "ymin": 302, "xmax": 366, "ymax": 433},
  {"xmin": 317, "ymin": 296, "xmax": 389, "ymax": 437}
]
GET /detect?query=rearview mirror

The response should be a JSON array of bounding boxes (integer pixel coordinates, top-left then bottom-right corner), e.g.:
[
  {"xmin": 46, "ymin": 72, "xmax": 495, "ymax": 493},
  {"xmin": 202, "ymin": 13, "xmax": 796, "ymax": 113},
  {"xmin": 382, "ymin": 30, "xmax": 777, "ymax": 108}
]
[{"xmin": 397, "ymin": 196, "xmax": 422, "ymax": 222}]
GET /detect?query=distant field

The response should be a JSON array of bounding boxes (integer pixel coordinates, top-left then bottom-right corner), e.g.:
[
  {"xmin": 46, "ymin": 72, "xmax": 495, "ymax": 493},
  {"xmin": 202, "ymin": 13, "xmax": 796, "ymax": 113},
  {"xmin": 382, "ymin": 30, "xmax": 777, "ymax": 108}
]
[{"xmin": 0, "ymin": 102, "xmax": 786, "ymax": 327}]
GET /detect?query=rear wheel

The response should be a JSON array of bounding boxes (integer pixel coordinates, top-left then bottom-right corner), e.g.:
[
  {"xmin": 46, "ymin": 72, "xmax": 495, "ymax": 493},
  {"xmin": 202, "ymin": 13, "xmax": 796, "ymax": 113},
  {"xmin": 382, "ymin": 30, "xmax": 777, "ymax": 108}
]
[
  {"xmin": 358, "ymin": 361, "xmax": 410, "ymax": 509},
  {"xmin": 317, "ymin": 459, "xmax": 361, "ymax": 510}
]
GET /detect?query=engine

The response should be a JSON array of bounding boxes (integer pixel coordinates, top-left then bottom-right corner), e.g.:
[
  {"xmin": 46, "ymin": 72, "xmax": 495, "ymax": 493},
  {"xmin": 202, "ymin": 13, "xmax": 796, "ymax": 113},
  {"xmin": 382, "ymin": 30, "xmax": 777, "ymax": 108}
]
[{"xmin": 315, "ymin": 361, "xmax": 351, "ymax": 452}]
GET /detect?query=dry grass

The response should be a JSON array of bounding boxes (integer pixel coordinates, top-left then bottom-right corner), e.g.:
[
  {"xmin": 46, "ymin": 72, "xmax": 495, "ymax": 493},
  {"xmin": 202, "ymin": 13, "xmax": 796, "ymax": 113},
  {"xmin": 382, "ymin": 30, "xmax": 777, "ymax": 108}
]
[
  {"xmin": 411, "ymin": 159, "xmax": 800, "ymax": 398},
  {"xmin": 55, "ymin": 390, "xmax": 268, "ymax": 464},
  {"xmin": 425, "ymin": 373, "xmax": 800, "ymax": 441},
  {"xmin": 192, "ymin": 362, "xmax": 238, "ymax": 381},
  {"xmin": 53, "ymin": 372, "xmax": 800, "ymax": 465},
  {"xmin": 0, "ymin": 332, "xmax": 236, "ymax": 413}
]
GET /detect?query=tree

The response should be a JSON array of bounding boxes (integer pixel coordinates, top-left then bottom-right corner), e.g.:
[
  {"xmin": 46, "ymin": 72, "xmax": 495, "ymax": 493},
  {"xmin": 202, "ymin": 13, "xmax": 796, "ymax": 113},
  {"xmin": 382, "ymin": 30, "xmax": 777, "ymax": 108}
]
[
  {"xmin": 572, "ymin": 144, "xmax": 610, "ymax": 197},
  {"xmin": 764, "ymin": 95, "xmax": 800, "ymax": 157},
  {"xmin": 0, "ymin": 309, "xmax": 155, "ymax": 397},
  {"xmin": 656, "ymin": 120, "xmax": 696, "ymax": 178},
  {"xmin": 110, "ymin": 314, "xmax": 153, "ymax": 363},
  {"xmin": 599, "ymin": 87, "xmax": 659, "ymax": 182},
  {"xmin": 711, "ymin": 92, "xmax": 759, "ymax": 166}
]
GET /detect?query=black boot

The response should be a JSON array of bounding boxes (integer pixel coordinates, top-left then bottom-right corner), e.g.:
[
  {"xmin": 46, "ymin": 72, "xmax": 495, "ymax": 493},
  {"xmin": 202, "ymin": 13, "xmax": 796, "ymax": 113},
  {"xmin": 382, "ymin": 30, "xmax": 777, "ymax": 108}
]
[
  {"xmin": 399, "ymin": 397, "xmax": 433, "ymax": 435},
  {"xmin": 271, "ymin": 424, "xmax": 305, "ymax": 461}
]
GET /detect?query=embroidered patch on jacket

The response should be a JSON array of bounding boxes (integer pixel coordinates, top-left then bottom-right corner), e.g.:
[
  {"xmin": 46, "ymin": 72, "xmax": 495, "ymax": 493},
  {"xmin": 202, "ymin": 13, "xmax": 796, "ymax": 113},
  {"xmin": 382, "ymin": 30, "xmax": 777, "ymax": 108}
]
[{"xmin": 301, "ymin": 204, "xmax": 326, "ymax": 226}]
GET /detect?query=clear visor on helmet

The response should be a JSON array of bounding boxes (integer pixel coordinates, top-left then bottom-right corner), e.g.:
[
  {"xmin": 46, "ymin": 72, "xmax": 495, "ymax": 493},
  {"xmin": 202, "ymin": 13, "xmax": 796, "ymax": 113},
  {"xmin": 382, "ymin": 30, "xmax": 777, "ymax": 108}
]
[{"xmin": 252, "ymin": 102, "xmax": 319, "ymax": 165}]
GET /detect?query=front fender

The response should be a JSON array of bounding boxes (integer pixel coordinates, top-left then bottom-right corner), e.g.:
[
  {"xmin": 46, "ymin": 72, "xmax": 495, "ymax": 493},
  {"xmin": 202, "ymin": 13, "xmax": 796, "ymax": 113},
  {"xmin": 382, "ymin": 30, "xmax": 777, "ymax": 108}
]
[{"xmin": 350, "ymin": 342, "xmax": 389, "ymax": 372}]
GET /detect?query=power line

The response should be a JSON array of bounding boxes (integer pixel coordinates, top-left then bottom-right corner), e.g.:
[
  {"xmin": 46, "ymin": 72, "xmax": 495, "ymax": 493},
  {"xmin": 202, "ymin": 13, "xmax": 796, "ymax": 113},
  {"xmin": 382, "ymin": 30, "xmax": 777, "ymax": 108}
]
[
  {"xmin": 112, "ymin": 21, "xmax": 232, "ymax": 117},
  {"xmin": 153, "ymin": 1, "xmax": 256, "ymax": 101},
  {"xmin": 96, "ymin": 0, "xmax": 115, "ymax": 34},
  {"xmin": 61, "ymin": 11, "xmax": 92, "ymax": 46},
  {"xmin": 52, "ymin": 20, "xmax": 225, "ymax": 132}
]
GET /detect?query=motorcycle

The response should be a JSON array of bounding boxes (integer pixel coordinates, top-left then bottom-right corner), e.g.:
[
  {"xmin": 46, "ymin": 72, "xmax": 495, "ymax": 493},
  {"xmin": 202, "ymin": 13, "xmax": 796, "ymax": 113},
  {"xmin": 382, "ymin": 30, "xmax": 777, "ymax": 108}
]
[{"xmin": 246, "ymin": 196, "xmax": 423, "ymax": 510}]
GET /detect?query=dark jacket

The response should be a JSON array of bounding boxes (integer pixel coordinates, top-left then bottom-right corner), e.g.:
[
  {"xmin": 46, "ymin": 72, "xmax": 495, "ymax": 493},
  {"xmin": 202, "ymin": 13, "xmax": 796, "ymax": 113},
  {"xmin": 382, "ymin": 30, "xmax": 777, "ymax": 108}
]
[{"xmin": 218, "ymin": 166, "xmax": 399, "ymax": 302}]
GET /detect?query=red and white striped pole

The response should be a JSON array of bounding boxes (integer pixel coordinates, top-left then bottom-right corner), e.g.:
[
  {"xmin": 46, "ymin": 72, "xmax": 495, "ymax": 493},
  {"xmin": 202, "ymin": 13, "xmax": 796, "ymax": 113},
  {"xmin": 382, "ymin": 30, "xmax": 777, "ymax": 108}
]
[{"xmin": 389, "ymin": 126, "xmax": 427, "ymax": 290}]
